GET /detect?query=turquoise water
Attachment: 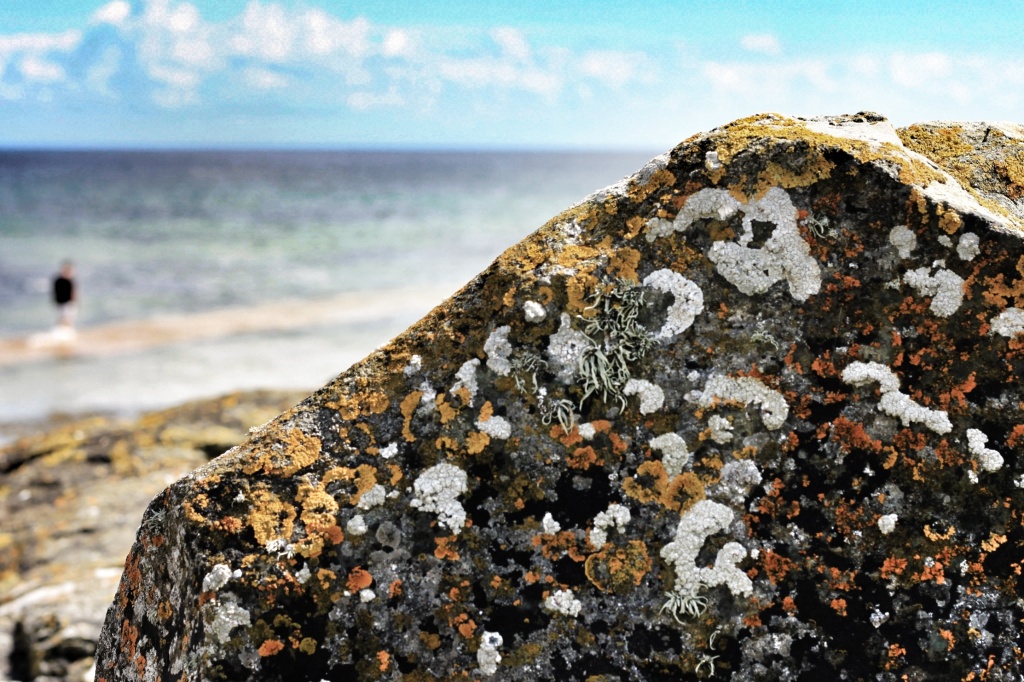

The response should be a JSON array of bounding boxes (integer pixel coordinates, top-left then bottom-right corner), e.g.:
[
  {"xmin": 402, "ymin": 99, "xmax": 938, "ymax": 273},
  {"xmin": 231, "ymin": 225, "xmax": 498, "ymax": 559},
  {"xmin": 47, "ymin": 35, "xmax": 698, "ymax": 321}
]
[
  {"xmin": 0, "ymin": 150, "xmax": 656, "ymax": 427},
  {"xmin": 0, "ymin": 150, "xmax": 654, "ymax": 334}
]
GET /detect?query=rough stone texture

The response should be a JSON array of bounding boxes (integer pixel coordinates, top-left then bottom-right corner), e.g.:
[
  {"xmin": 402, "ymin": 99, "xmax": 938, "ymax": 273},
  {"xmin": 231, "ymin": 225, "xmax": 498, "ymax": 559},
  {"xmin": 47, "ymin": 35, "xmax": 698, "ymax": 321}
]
[
  {"xmin": 94, "ymin": 112, "xmax": 1024, "ymax": 681},
  {"xmin": 0, "ymin": 391, "xmax": 306, "ymax": 682}
]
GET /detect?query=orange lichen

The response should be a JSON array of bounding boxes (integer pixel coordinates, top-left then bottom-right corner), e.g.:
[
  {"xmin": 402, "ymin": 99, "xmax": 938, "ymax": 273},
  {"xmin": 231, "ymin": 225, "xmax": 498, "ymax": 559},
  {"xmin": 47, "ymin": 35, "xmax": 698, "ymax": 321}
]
[
  {"xmin": 257, "ymin": 637, "xmax": 284, "ymax": 657},
  {"xmin": 760, "ymin": 550, "xmax": 796, "ymax": 586},
  {"xmin": 243, "ymin": 428, "xmax": 322, "ymax": 477},
  {"xmin": 377, "ymin": 651, "xmax": 391, "ymax": 672},
  {"xmin": 400, "ymin": 391, "xmax": 423, "ymax": 442},
  {"xmin": 248, "ymin": 488, "xmax": 297, "ymax": 546},
  {"xmin": 583, "ymin": 540, "xmax": 651, "ymax": 594},
  {"xmin": 881, "ymin": 557, "xmax": 908, "ymax": 579},
  {"xmin": 830, "ymin": 598, "xmax": 848, "ymax": 616},
  {"xmin": 608, "ymin": 247, "xmax": 642, "ymax": 281},
  {"xmin": 1007, "ymin": 424, "xmax": 1024, "ymax": 449},
  {"xmin": 628, "ymin": 168, "xmax": 676, "ymax": 202},
  {"xmin": 434, "ymin": 536, "xmax": 460, "ymax": 561},
  {"xmin": 568, "ymin": 446, "xmax": 599, "ymax": 470},
  {"xmin": 436, "ymin": 395, "xmax": 459, "ymax": 424},
  {"xmin": 465, "ymin": 431, "xmax": 491, "ymax": 455},
  {"xmin": 346, "ymin": 566, "xmax": 373, "ymax": 592},
  {"xmin": 830, "ymin": 416, "xmax": 882, "ymax": 453},
  {"xmin": 981, "ymin": 533, "xmax": 1007, "ymax": 552}
]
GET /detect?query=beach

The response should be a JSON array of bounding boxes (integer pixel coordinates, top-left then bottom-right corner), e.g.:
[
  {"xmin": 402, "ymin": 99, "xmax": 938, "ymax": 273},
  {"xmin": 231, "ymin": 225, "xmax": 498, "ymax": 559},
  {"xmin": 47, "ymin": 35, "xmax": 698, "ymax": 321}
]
[
  {"xmin": 0, "ymin": 149, "xmax": 655, "ymax": 441},
  {"xmin": 0, "ymin": 283, "xmax": 461, "ymax": 441}
]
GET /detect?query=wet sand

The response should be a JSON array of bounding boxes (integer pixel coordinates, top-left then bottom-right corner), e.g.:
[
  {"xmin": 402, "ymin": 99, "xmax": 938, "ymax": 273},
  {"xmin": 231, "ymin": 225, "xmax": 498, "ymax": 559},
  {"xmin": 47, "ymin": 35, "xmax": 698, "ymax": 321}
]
[
  {"xmin": 0, "ymin": 283, "xmax": 461, "ymax": 368},
  {"xmin": 0, "ymin": 282, "xmax": 466, "ymax": 433}
]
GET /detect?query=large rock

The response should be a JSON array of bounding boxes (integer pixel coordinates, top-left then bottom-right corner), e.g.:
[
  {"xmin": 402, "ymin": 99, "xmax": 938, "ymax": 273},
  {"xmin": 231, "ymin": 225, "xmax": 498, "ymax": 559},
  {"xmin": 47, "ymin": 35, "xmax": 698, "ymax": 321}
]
[{"xmin": 95, "ymin": 113, "xmax": 1024, "ymax": 681}]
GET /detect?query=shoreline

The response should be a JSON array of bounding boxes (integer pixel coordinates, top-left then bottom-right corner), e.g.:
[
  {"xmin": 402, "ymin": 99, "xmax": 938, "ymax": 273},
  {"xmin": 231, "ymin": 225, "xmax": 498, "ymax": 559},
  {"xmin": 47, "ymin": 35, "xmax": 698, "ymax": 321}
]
[
  {"xmin": 0, "ymin": 281, "xmax": 463, "ymax": 439},
  {"xmin": 0, "ymin": 282, "xmax": 462, "ymax": 368}
]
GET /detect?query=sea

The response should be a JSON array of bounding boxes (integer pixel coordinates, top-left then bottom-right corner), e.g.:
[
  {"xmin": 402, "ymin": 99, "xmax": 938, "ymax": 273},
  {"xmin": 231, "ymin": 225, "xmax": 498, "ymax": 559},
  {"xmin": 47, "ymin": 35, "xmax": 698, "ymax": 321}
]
[{"xmin": 0, "ymin": 149, "xmax": 656, "ymax": 439}]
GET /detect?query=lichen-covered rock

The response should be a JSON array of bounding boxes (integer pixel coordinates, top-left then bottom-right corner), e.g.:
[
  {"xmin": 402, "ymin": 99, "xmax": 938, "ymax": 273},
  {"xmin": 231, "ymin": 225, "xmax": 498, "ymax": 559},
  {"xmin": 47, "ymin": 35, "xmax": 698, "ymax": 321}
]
[
  {"xmin": 0, "ymin": 390, "xmax": 305, "ymax": 682},
  {"xmin": 95, "ymin": 113, "xmax": 1024, "ymax": 681}
]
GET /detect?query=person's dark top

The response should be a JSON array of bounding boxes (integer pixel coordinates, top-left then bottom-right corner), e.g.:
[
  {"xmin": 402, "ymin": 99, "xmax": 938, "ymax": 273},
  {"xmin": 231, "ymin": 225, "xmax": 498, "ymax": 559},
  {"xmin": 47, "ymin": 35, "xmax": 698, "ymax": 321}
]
[{"xmin": 54, "ymin": 276, "xmax": 74, "ymax": 305}]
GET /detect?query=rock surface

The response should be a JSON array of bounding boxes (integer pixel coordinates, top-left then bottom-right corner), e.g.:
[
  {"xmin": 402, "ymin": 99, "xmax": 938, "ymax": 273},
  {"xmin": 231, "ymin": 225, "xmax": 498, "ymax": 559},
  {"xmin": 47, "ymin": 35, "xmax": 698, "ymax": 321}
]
[
  {"xmin": 0, "ymin": 391, "xmax": 306, "ymax": 682},
  {"xmin": 94, "ymin": 113, "xmax": 1024, "ymax": 681}
]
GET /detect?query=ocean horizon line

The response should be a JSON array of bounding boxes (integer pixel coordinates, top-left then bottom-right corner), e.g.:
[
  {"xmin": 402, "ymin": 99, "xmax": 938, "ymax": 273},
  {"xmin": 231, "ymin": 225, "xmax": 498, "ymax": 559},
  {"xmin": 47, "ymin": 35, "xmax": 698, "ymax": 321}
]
[{"xmin": 0, "ymin": 144, "xmax": 664, "ymax": 155}]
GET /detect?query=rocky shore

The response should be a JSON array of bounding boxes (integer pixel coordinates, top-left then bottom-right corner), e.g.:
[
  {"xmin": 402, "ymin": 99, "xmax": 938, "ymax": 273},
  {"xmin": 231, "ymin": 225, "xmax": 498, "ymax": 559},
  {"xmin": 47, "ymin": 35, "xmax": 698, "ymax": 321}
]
[{"xmin": 0, "ymin": 390, "xmax": 308, "ymax": 681}]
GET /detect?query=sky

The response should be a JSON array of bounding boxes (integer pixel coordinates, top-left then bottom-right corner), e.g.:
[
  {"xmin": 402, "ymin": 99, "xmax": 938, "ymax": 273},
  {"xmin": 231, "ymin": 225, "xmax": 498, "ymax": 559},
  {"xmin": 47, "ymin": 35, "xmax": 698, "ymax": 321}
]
[{"xmin": 1, "ymin": 0, "xmax": 1022, "ymax": 149}]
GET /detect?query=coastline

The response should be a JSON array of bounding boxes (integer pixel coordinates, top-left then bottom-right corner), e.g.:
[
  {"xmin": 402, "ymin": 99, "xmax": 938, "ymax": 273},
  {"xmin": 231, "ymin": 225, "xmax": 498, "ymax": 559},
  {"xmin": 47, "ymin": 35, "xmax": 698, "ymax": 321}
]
[
  {"xmin": 0, "ymin": 281, "xmax": 463, "ymax": 440},
  {"xmin": 0, "ymin": 282, "xmax": 462, "ymax": 366}
]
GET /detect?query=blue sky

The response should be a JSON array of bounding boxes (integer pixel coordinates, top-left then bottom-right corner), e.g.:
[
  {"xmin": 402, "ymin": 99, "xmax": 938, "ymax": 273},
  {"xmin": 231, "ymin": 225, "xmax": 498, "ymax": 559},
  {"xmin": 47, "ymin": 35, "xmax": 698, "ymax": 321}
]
[{"xmin": 2, "ymin": 0, "xmax": 1022, "ymax": 149}]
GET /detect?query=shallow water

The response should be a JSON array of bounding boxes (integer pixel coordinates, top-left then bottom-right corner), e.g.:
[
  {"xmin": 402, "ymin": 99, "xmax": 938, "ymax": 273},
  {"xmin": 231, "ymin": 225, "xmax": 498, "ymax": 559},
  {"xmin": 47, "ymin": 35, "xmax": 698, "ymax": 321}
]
[{"xmin": 0, "ymin": 149, "xmax": 655, "ymax": 430}]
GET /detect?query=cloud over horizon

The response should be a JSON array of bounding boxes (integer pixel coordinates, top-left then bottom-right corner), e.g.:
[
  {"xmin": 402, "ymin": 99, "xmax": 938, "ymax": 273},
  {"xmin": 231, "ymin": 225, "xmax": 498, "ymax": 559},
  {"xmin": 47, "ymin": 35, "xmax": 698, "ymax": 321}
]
[{"xmin": 2, "ymin": 0, "xmax": 1022, "ymax": 148}]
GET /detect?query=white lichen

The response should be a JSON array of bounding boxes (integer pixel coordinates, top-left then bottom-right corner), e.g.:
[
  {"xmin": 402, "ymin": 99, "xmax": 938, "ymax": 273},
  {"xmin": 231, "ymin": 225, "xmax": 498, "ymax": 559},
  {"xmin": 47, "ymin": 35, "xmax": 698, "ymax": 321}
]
[
  {"xmin": 544, "ymin": 589, "xmax": 582, "ymax": 617},
  {"xmin": 450, "ymin": 359, "xmax": 480, "ymax": 406},
  {"xmin": 590, "ymin": 502, "xmax": 630, "ymax": 548},
  {"xmin": 957, "ymin": 232, "xmax": 980, "ymax": 261},
  {"xmin": 577, "ymin": 422, "xmax": 597, "ymax": 440},
  {"xmin": 623, "ymin": 378, "xmax": 666, "ymax": 414},
  {"xmin": 410, "ymin": 462, "xmax": 469, "ymax": 534},
  {"xmin": 888, "ymin": 225, "xmax": 917, "ymax": 259},
  {"xmin": 403, "ymin": 354, "xmax": 422, "ymax": 376},
  {"xmin": 541, "ymin": 512, "xmax": 561, "ymax": 534},
  {"xmin": 345, "ymin": 514, "xmax": 368, "ymax": 536},
  {"xmin": 546, "ymin": 313, "xmax": 590, "ymax": 383},
  {"xmin": 484, "ymin": 326, "xmax": 513, "ymax": 376},
  {"xmin": 295, "ymin": 565, "xmax": 311, "ymax": 584},
  {"xmin": 903, "ymin": 264, "xmax": 964, "ymax": 318},
  {"xmin": 649, "ymin": 432, "xmax": 691, "ymax": 477},
  {"xmin": 475, "ymin": 414, "xmax": 512, "ymax": 439},
  {"xmin": 202, "ymin": 564, "xmax": 234, "ymax": 593},
  {"xmin": 665, "ymin": 187, "xmax": 820, "ymax": 301},
  {"xmin": 708, "ymin": 414, "xmax": 734, "ymax": 444},
  {"xmin": 379, "ymin": 442, "xmax": 398, "ymax": 459},
  {"xmin": 841, "ymin": 361, "xmax": 952, "ymax": 434},
  {"xmin": 357, "ymin": 484, "xmax": 387, "ymax": 510},
  {"xmin": 967, "ymin": 428, "xmax": 1004, "ymax": 472},
  {"xmin": 359, "ymin": 589, "xmax": 376, "ymax": 603},
  {"xmin": 661, "ymin": 499, "xmax": 753, "ymax": 598},
  {"xmin": 712, "ymin": 459, "xmax": 762, "ymax": 505},
  {"xmin": 990, "ymin": 307, "xmax": 1024, "ymax": 337},
  {"xmin": 646, "ymin": 187, "xmax": 742, "ymax": 241},
  {"xmin": 477, "ymin": 631, "xmax": 503, "ymax": 676},
  {"xmin": 877, "ymin": 514, "xmax": 898, "ymax": 535},
  {"xmin": 419, "ymin": 381, "xmax": 437, "ymax": 406},
  {"xmin": 642, "ymin": 269, "xmax": 704, "ymax": 339},
  {"xmin": 698, "ymin": 375, "xmax": 789, "ymax": 430},
  {"xmin": 204, "ymin": 601, "xmax": 251, "ymax": 644},
  {"xmin": 523, "ymin": 300, "xmax": 547, "ymax": 323}
]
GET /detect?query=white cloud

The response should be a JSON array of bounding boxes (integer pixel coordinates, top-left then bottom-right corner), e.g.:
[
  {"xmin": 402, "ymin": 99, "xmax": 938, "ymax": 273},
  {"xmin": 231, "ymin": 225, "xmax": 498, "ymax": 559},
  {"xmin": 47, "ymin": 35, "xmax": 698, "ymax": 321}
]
[
  {"xmin": 91, "ymin": 1, "xmax": 132, "ymax": 27},
  {"xmin": 740, "ymin": 33, "xmax": 781, "ymax": 56},
  {"xmin": 381, "ymin": 29, "xmax": 413, "ymax": 58},
  {"xmin": 243, "ymin": 66, "xmax": 288, "ymax": 89},
  {"xmin": 347, "ymin": 88, "xmax": 404, "ymax": 109},
  {"xmin": 579, "ymin": 50, "xmax": 648, "ymax": 88},
  {"xmin": 0, "ymin": 30, "xmax": 81, "ymax": 56},
  {"xmin": 889, "ymin": 52, "xmax": 952, "ymax": 87},
  {"xmin": 233, "ymin": 1, "xmax": 295, "ymax": 62},
  {"xmin": 491, "ymin": 27, "xmax": 530, "ymax": 61},
  {"xmin": 20, "ymin": 55, "xmax": 65, "ymax": 82},
  {"xmin": 166, "ymin": 2, "xmax": 201, "ymax": 34}
]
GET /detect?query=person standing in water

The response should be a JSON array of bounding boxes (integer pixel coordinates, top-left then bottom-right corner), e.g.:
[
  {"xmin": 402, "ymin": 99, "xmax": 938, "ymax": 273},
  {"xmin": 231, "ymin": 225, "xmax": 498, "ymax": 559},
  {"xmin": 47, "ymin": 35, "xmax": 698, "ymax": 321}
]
[{"xmin": 53, "ymin": 260, "xmax": 77, "ymax": 329}]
